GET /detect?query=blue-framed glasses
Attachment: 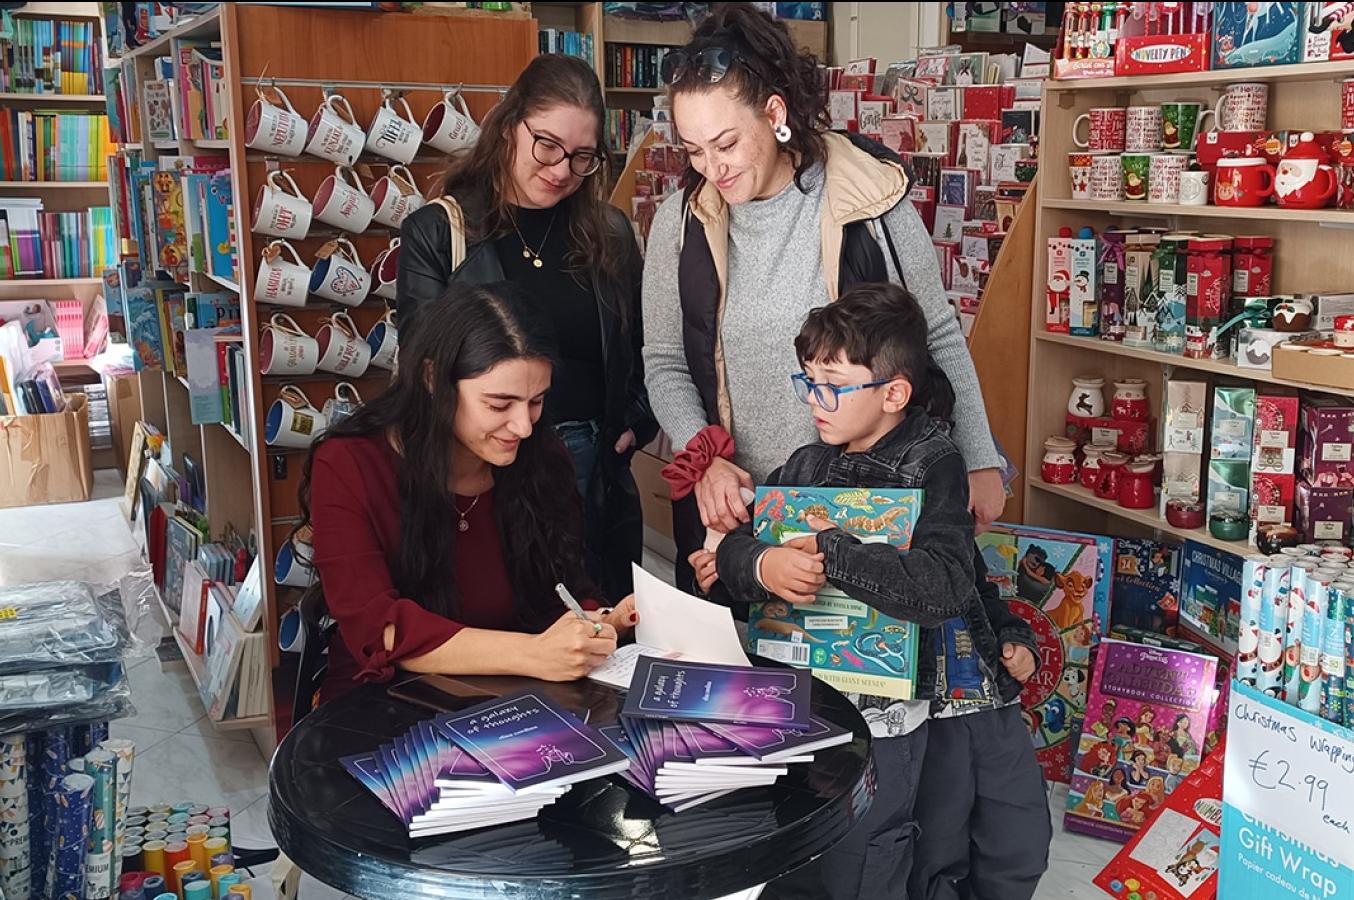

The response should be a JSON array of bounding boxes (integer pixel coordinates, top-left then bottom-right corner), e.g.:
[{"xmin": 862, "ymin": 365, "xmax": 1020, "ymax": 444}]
[{"xmin": 791, "ymin": 373, "xmax": 889, "ymax": 413}]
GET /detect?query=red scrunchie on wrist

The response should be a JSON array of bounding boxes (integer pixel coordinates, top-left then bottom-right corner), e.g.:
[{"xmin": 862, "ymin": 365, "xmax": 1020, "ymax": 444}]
[{"xmin": 661, "ymin": 425, "xmax": 735, "ymax": 500}]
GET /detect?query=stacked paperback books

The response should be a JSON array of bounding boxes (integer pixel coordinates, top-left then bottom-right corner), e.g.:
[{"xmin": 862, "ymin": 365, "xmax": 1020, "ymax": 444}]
[
  {"xmin": 538, "ymin": 29, "xmax": 594, "ymax": 66},
  {"xmin": 0, "ymin": 16, "xmax": 104, "ymax": 95},
  {"xmin": 344, "ymin": 659, "xmax": 853, "ymax": 836},
  {"xmin": 0, "ymin": 111, "xmax": 113, "ymax": 181},
  {"xmin": 0, "ymin": 198, "xmax": 116, "ymax": 279}
]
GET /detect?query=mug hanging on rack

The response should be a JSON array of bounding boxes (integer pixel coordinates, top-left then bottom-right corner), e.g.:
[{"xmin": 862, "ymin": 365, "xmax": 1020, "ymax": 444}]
[
  {"xmin": 423, "ymin": 89, "xmax": 480, "ymax": 155},
  {"xmin": 260, "ymin": 313, "xmax": 319, "ymax": 376},
  {"xmin": 370, "ymin": 238, "xmax": 400, "ymax": 301},
  {"xmin": 323, "ymin": 382, "xmax": 364, "ymax": 428},
  {"xmin": 316, "ymin": 310, "xmax": 372, "ymax": 377},
  {"xmin": 254, "ymin": 240, "xmax": 312, "ymax": 308},
  {"xmin": 251, "ymin": 169, "xmax": 311, "ymax": 239},
  {"xmin": 370, "ymin": 165, "xmax": 425, "ymax": 229},
  {"xmin": 274, "ymin": 525, "xmax": 315, "ymax": 588},
  {"xmin": 365, "ymin": 95, "xmax": 421, "ymax": 165},
  {"xmin": 312, "ymin": 164, "xmax": 375, "ymax": 232},
  {"xmin": 309, "ymin": 238, "xmax": 371, "ymax": 306},
  {"xmin": 265, "ymin": 384, "xmax": 327, "ymax": 448},
  {"xmin": 366, "ymin": 308, "xmax": 398, "ymax": 371},
  {"xmin": 305, "ymin": 90, "xmax": 365, "ymax": 165},
  {"xmin": 245, "ymin": 84, "xmax": 307, "ymax": 157}
]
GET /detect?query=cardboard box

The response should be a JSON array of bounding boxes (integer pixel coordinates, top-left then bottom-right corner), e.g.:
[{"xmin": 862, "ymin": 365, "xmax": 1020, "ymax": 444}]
[
  {"xmin": 1251, "ymin": 469, "xmax": 1295, "ymax": 526},
  {"xmin": 1164, "ymin": 379, "xmax": 1208, "ymax": 454},
  {"xmin": 632, "ymin": 449, "xmax": 675, "ymax": 557},
  {"xmin": 1207, "ymin": 459, "xmax": 1251, "ymax": 519},
  {"xmin": 1295, "ymin": 480, "xmax": 1354, "ymax": 544},
  {"xmin": 1211, "ymin": 385, "xmax": 1256, "ymax": 461},
  {"xmin": 1211, "ymin": 1, "xmax": 1302, "ymax": 69},
  {"xmin": 1161, "ymin": 451, "xmax": 1204, "ymax": 515},
  {"xmin": 1300, "ymin": 396, "xmax": 1354, "ymax": 487},
  {"xmin": 1272, "ymin": 342, "xmax": 1354, "ymax": 391},
  {"xmin": 1115, "ymin": 33, "xmax": 1209, "ymax": 77},
  {"xmin": 1063, "ymin": 415, "xmax": 1153, "ymax": 455},
  {"xmin": 1311, "ymin": 293, "xmax": 1354, "ymax": 331},
  {"xmin": 0, "ymin": 393, "xmax": 93, "ymax": 509},
  {"xmin": 104, "ymin": 373, "xmax": 141, "ymax": 481}
]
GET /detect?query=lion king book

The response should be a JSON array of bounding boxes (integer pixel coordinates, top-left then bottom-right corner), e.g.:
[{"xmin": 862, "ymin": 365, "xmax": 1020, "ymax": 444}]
[
  {"xmin": 623, "ymin": 656, "xmax": 812, "ymax": 730},
  {"xmin": 746, "ymin": 487, "xmax": 923, "ymax": 700}
]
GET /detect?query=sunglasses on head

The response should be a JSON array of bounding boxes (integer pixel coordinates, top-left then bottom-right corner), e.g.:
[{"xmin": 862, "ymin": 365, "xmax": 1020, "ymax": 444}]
[{"xmin": 660, "ymin": 47, "xmax": 745, "ymax": 86}]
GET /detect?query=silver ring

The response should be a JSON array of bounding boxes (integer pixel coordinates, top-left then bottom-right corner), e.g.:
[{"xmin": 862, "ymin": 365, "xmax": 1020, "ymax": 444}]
[{"xmin": 593, "ymin": 622, "xmax": 603, "ymax": 635}]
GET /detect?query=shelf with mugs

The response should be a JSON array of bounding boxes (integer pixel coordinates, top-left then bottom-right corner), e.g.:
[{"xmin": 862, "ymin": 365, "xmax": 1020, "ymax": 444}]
[
  {"xmin": 1042, "ymin": 197, "xmax": 1354, "ymax": 225},
  {"xmin": 1046, "ymin": 58, "xmax": 1354, "ymax": 93}
]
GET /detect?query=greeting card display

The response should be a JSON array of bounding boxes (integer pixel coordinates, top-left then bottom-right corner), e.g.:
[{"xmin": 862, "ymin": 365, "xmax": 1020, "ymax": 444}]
[
  {"xmin": 1065, "ymin": 640, "xmax": 1218, "ymax": 843},
  {"xmin": 1093, "ymin": 739, "xmax": 1224, "ymax": 900},
  {"xmin": 978, "ymin": 524, "xmax": 1113, "ymax": 783},
  {"xmin": 746, "ymin": 487, "xmax": 922, "ymax": 701}
]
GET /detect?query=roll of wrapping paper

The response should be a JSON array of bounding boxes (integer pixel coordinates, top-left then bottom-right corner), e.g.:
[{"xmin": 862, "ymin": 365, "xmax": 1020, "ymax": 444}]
[
  {"xmin": 24, "ymin": 731, "xmax": 44, "ymax": 900},
  {"xmin": 187, "ymin": 815, "xmax": 210, "ymax": 827},
  {"xmin": 140, "ymin": 874, "xmax": 165, "ymax": 896},
  {"xmin": 99, "ymin": 738, "xmax": 136, "ymax": 884},
  {"xmin": 187, "ymin": 805, "xmax": 208, "ymax": 818},
  {"xmin": 149, "ymin": 804, "xmax": 172, "ymax": 816},
  {"xmin": 69, "ymin": 724, "xmax": 92, "ymax": 758},
  {"xmin": 143, "ymin": 830, "xmax": 168, "ymax": 844},
  {"xmin": 84, "ymin": 749, "xmax": 117, "ymax": 899},
  {"xmin": 0, "ymin": 734, "xmax": 30, "ymax": 900},
  {"xmin": 151, "ymin": 894, "xmax": 177, "ymax": 900},
  {"xmin": 207, "ymin": 816, "xmax": 230, "ymax": 844},
  {"xmin": 171, "ymin": 859, "xmax": 196, "ymax": 895},
  {"xmin": 146, "ymin": 812, "xmax": 169, "ymax": 824},
  {"xmin": 40, "ymin": 726, "xmax": 72, "ymax": 899},
  {"xmin": 184, "ymin": 880, "xmax": 212, "ymax": 900},
  {"xmin": 128, "ymin": 806, "xmax": 149, "ymax": 819},
  {"xmin": 90, "ymin": 721, "xmax": 109, "ymax": 749},
  {"xmin": 216, "ymin": 872, "xmax": 242, "ymax": 894},
  {"xmin": 185, "ymin": 825, "xmax": 210, "ymax": 839},
  {"xmin": 121, "ymin": 841, "xmax": 144, "ymax": 874},
  {"xmin": 140, "ymin": 841, "xmax": 166, "ymax": 882},
  {"xmin": 204, "ymin": 808, "xmax": 228, "ymax": 822},
  {"xmin": 124, "ymin": 827, "xmax": 145, "ymax": 842},
  {"xmin": 68, "ymin": 757, "xmax": 85, "ymax": 773},
  {"xmin": 51, "ymin": 772, "xmax": 94, "ymax": 900},
  {"xmin": 171, "ymin": 803, "xmax": 193, "ymax": 816},
  {"xmin": 209, "ymin": 864, "xmax": 234, "ymax": 895},
  {"xmin": 168, "ymin": 813, "xmax": 190, "ymax": 827},
  {"xmin": 226, "ymin": 884, "xmax": 252, "ymax": 899},
  {"xmin": 181, "ymin": 870, "xmax": 206, "ymax": 890},
  {"xmin": 119, "ymin": 887, "xmax": 145, "ymax": 900},
  {"xmin": 187, "ymin": 832, "xmax": 209, "ymax": 872},
  {"xmin": 118, "ymin": 870, "xmax": 152, "ymax": 894},
  {"xmin": 206, "ymin": 827, "xmax": 228, "ymax": 845},
  {"xmin": 203, "ymin": 838, "xmax": 228, "ymax": 863}
]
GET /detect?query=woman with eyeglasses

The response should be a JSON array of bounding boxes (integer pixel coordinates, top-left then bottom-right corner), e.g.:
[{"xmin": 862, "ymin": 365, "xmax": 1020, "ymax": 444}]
[
  {"xmin": 642, "ymin": 6, "xmax": 1006, "ymax": 595},
  {"xmin": 398, "ymin": 54, "xmax": 657, "ymax": 602}
]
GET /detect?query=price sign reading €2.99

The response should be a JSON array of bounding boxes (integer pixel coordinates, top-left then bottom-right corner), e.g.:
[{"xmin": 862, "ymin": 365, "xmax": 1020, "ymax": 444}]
[{"xmin": 1224, "ymin": 681, "xmax": 1354, "ymax": 871}]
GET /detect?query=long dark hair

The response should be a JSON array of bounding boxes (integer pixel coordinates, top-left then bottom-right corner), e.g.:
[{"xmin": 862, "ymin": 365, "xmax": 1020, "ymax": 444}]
[
  {"xmin": 437, "ymin": 54, "xmax": 624, "ymax": 286},
  {"xmin": 668, "ymin": 4, "xmax": 829, "ymax": 191},
  {"xmin": 297, "ymin": 283, "xmax": 591, "ymax": 627},
  {"xmin": 794, "ymin": 282, "xmax": 957, "ymax": 423}
]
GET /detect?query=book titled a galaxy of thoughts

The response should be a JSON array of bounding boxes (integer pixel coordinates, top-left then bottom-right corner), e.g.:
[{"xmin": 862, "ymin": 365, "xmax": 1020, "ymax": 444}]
[{"xmin": 622, "ymin": 656, "xmax": 811, "ymax": 730}]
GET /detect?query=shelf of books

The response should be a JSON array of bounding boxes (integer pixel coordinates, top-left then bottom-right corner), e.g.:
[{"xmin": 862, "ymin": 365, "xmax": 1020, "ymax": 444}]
[{"xmin": 103, "ymin": 2, "xmax": 539, "ymax": 741}]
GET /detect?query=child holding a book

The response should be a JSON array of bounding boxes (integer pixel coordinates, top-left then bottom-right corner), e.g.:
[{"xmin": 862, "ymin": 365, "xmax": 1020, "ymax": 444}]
[{"xmin": 696, "ymin": 284, "xmax": 1050, "ymax": 900}]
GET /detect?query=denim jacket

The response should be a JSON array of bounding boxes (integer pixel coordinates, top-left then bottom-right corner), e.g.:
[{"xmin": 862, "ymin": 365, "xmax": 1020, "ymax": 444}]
[{"xmin": 714, "ymin": 410, "xmax": 1039, "ymax": 708}]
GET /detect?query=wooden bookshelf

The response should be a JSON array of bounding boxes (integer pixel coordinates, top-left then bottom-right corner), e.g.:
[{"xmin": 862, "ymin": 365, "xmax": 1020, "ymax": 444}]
[
  {"xmin": 0, "ymin": 92, "xmax": 106, "ymax": 105},
  {"xmin": 1024, "ymin": 59, "xmax": 1354, "ymax": 551}
]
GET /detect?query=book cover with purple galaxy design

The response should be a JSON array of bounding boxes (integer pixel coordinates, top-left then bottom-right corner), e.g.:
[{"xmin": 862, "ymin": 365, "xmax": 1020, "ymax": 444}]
[
  {"xmin": 1065, "ymin": 639, "xmax": 1218, "ymax": 843},
  {"xmin": 623, "ymin": 657, "xmax": 812, "ymax": 729},
  {"xmin": 701, "ymin": 715, "xmax": 853, "ymax": 762},
  {"xmin": 340, "ymin": 753, "xmax": 402, "ymax": 818},
  {"xmin": 435, "ymin": 692, "xmax": 630, "ymax": 794}
]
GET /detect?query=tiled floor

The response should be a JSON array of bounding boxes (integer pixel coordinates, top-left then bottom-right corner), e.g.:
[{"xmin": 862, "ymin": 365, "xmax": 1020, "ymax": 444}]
[{"xmin": 0, "ymin": 475, "xmax": 1111, "ymax": 898}]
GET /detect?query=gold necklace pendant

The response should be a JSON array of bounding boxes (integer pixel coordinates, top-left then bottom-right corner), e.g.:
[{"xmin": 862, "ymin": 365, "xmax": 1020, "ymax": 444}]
[
  {"xmin": 458, "ymin": 517, "xmax": 470, "ymax": 533},
  {"xmin": 522, "ymin": 248, "xmax": 532, "ymax": 259},
  {"xmin": 532, "ymin": 257, "xmax": 543, "ymax": 269}
]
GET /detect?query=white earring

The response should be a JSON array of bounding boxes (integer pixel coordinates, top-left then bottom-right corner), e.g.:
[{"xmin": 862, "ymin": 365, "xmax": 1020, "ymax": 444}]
[{"xmin": 774, "ymin": 123, "xmax": 792, "ymax": 144}]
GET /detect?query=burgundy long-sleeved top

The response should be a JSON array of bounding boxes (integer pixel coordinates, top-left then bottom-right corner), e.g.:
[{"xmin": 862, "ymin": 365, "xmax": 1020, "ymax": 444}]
[{"xmin": 309, "ymin": 434, "xmax": 587, "ymax": 699}]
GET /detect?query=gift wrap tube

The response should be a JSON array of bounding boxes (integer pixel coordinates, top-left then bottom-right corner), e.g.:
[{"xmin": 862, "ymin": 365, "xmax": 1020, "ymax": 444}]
[
  {"xmin": 171, "ymin": 803, "xmax": 193, "ymax": 815},
  {"xmin": 1345, "ymin": 593, "xmax": 1354, "ymax": 728},
  {"xmin": 24, "ymin": 731, "xmax": 44, "ymax": 900},
  {"xmin": 168, "ymin": 813, "xmax": 189, "ymax": 827},
  {"xmin": 187, "ymin": 832, "xmax": 209, "ymax": 872},
  {"xmin": 1284, "ymin": 562, "xmax": 1319, "ymax": 699},
  {"xmin": 181, "ymin": 870, "xmax": 206, "ymax": 890},
  {"xmin": 100, "ymin": 738, "xmax": 136, "ymax": 884},
  {"xmin": 216, "ymin": 872, "xmax": 242, "ymax": 893},
  {"xmin": 139, "ymin": 874, "xmax": 165, "ymax": 896},
  {"xmin": 119, "ymin": 888, "xmax": 145, "ymax": 900},
  {"xmin": 207, "ymin": 816, "xmax": 230, "ymax": 844},
  {"xmin": 184, "ymin": 880, "xmax": 212, "ymax": 900},
  {"xmin": 0, "ymin": 734, "xmax": 30, "ymax": 900},
  {"xmin": 206, "ymin": 827, "xmax": 229, "ymax": 847},
  {"xmin": 1237, "ymin": 555, "xmax": 1268, "ymax": 686},
  {"xmin": 84, "ymin": 749, "xmax": 118, "ymax": 899},
  {"xmin": 209, "ymin": 863, "xmax": 234, "ymax": 896},
  {"xmin": 151, "ymin": 894, "xmax": 177, "ymax": 900},
  {"xmin": 51, "ymin": 772, "xmax": 94, "ymax": 900},
  {"xmin": 40, "ymin": 727, "xmax": 72, "ymax": 898},
  {"xmin": 187, "ymin": 815, "xmax": 209, "ymax": 827},
  {"xmin": 185, "ymin": 825, "xmax": 210, "ymax": 839},
  {"xmin": 1298, "ymin": 578, "xmax": 1331, "ymax": 714},
  {"xmin": 171, "ymin": 859, "xmax": 196, "ymax": 895},
  {"xmin": 140, "ymin": 841, "xmax": 166, "ymax": 882},
  {"xmin": 1257, "ymin": 559, "xmax": 1290, "ymax": 697},
  {"xmin": 118, "ymin": 870, "xmax": 151, "ymax": 894},
  {"xmin": 203, "ymin": 838, "xmax": 228, "ymax": 864},
  {"xmin": 226, "ymin": 884, "xmax": 252, "ymax": 898},
  {"xmin": 1322, "ymin": 588, "xmax": 1347, "ymax": 728},
  {"xmin": 121, "ymin": 842, "xmax": 144, "ymax": 875}
]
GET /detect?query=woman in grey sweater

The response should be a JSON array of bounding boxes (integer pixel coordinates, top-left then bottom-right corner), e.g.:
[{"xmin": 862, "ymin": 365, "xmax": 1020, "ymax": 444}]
[{"xmin": 642, "ymin": 9, "xmax": 1004, "ymax": 570}]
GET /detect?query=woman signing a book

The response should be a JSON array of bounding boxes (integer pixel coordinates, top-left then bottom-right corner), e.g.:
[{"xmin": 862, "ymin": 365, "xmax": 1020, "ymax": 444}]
[
  {"xmin": 396, "ymin": 54, "xmax": 656, "ymax": 605},
  {"xmin": 640, "ymin": 6, "xmax": 1005, "ymax": 592},
  {"xmin": 299, "ymin": 285, "xmax": 637, "ymax": 703}
]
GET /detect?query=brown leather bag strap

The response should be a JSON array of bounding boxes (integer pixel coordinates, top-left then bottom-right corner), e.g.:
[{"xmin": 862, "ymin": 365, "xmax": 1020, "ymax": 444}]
[{"xmin": 429, "ymin": 196, "xmax": 466, "ymax": 273}]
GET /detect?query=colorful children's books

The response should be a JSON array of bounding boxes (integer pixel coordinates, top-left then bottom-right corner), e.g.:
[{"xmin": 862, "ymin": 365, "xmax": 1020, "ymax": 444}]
[
  {"xmin": 746, "ymin": 487, "xmax": 923, "ymax": 701},
  {"xmin": 1094, "ymin": 739, "xmax": 1224, "ymax": 899},
  {"xmin": 1112, "ymin": 539, "xmax": 1183, "ymax": 635},
  {"xmin": 977, "ymin": 523, "xmax": 1114, "ymax": 783},
  {"xmin": 1065, "ymin": 640, "xmax": 1218, "ymax": 843},
  {"xmin": 623, "ymin": 656, "xmax": 812, "ymax": 730},
  {"xmin": 436, "ymin": 692, "xmax": 630, "ymax": 795}
]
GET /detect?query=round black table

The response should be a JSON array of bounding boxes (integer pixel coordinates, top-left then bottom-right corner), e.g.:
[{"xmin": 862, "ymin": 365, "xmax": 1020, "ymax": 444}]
[{"xmin": 269, "ymin": 671, "xmax": 873, "ymax": 899}]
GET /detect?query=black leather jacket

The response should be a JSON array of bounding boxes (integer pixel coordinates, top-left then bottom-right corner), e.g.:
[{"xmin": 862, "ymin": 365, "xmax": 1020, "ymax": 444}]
[
  {"xmin": 715, "ymin": 411, "xmax": 1038, "ymax": 705},
  {"xmin": 396, "ymin": 188, "xmax": 658, "ymax": 600}
]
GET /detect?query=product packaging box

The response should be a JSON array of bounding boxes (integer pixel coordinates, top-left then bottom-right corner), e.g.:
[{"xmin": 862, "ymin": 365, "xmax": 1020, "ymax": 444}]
[
  {"xmin": 1164, "ymin": 379, "xmax": 1208, "ymax": 455},
  {"xmin": 1122, "ymin": 233, "xmax": 1161, "ymax": 347},
  {"xmin": 1300, "ymin": 397, "xmax": 1354, "ymax": 487},
  {"xmin": 1064, "ymin": 415, "xmax": 1153, "ymax": 455},
  {"xmin": 1312, "ymin": 292, "xmax": 1354, "ymax": 331},
  {"xmin": 1180, "ymin": 540, "xmax": 1243, "ymax": 655},
  {"xmin": 1116, "ymin": 33, "xmax": 1209, "ymax": 77},
  {"xmin": 1207, "ymin": 459, "xmax": 1251, "ymax": 519},
  {"xmin": 1210, "ymin": 385, "xmax": 1257, "ymax": 461},
  {"xmin": 1234, "ymin": 326, "xmax": 1291, "ymax": 369},
  {"xmin": 1069, "ymin": 230, "xmax": 1099, "ymax": 337},
  {"xmin": 1295, "ymin": 480, "xmax": 1354, "ymax": 544},
  {"xmin": 1251, "ymin": 389, "xmax": 1300, "ymax": 527},
  {"xmin": 0, "ymin": 393, "xmax": 93, "ymax": 508},
  {"xmin": 1211, "ymin": 1, "xmax": 1301, "ymax": 69},
  {"xmin": 1111, "ymin": 538, "xmax": 1182, "ymax": 634},
  {"xmin": 1161, "ymin": 452, "xmax": 1204, "ymax": 516},
  {"xmin": 1046, "ymin": 231, "xmax": 1074, "ymax": 333},
  {"xmin": 1251, "ymin": 470, "xmax": 1296, "ymax": 527}
]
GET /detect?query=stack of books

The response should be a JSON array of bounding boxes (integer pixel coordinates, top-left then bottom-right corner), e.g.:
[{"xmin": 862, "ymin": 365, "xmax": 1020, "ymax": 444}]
[
  {"xmin": 0, "ymin": 17, "xmax": 104, "ymax": 95},
  {"xmin": 538, "ymin": 29, "xmax": 594, "ymax": 66},
  {"xmin": 0, "ymin": 111, "xmax": 113, "ymax": 181},
  {"xmin": 0, "ymin": 197, "xmax": 116, "ymax": 279},
  {"xmin": 343, "ymin": 691, "xmax": 630, "ymax": 838},
  {"xmin": 611, "ymin": 657, "xmax": 850, "ymax": 811}
]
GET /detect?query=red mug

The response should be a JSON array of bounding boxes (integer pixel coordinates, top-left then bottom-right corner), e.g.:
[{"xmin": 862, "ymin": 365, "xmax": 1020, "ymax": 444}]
[
  {"xmin": 1118, "ymin": 461, "xmax": 1156, "ymax": 510},
  {"xmin": 1072, "ymin": 107, "xmax": 1127, "ymax": 154},
  {"xmin": 1213, "ymin": 157, "xmax": 1275, "ymax": 207}
]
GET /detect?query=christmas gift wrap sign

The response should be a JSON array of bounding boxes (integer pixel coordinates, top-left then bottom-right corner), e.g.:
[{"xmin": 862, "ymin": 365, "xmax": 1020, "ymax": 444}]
[
  {"xmin": 1223, "ymin": 681, "xmax": 1354, "ymax": 872},
  {"xmin": 1221, "ymin": 807, "xmax": 1353, "ymax": 899}
]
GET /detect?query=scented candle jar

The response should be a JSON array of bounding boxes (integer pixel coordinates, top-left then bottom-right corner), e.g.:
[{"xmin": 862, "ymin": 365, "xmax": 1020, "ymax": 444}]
[
  {"xmin": 1119, "ymin": 459, "xmax": 1157, "ymax": 509},
  {"xmin": 1080, "ymin": 443, "xmax": 1114, "ymax": 490},
  {"xmin": 1111, "ymin": 378, "xmax": 1150, "ymax": 421},
  {"xmin": 1232, "ymin": 236, "xmax": 1274, "ymax": 298},
  {"xmin": 1042, "ymin": 436, "xmax": 1079, "ymax": 485},
  {"xmin": 1068, "ymin": 376, "xmax": 1106, "ymax": 418}
]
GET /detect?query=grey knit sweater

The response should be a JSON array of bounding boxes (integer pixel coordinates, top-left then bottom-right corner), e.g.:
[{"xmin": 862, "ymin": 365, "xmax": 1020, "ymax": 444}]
[{"xmin": 641, "ymin": 166, "xmax": 1001, "ymax": 482}]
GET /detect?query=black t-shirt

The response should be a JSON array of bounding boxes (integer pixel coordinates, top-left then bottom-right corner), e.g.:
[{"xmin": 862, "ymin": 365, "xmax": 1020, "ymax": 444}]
[{"xmin": 496, "ymin": 204, "xmax": 605, "ymax": 424}]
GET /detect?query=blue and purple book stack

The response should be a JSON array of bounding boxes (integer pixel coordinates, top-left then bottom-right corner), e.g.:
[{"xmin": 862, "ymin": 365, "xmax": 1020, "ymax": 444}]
[
  {"xmin": 612, "ymin": 657, "xmax": 851, "ymax": 811},
  {"xmin": 341, "ymin": 691, "xmax": 629, "ymax": 838}
]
